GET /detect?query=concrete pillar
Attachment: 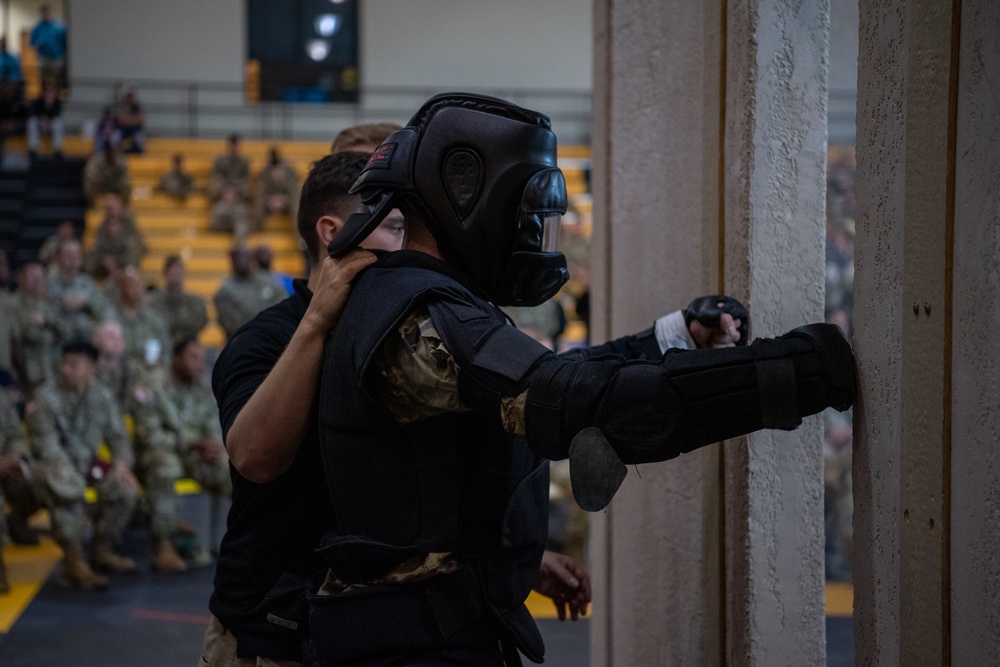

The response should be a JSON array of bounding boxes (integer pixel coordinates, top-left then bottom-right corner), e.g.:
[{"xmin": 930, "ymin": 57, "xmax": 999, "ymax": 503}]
[
  {"xmin": 951, "ymin": 1, "xmax": 1000, "ymax": 662},
  {"xmin": 591, "ymin": 0, "xmax": 828, "ymax": 664},
  {"xmin": 855, "ymin": 0, "xmax": 1000, "ymax": 663},
  {"xmin": 591, "ymin": 1, "xmax": 725, "ymax": 663}
]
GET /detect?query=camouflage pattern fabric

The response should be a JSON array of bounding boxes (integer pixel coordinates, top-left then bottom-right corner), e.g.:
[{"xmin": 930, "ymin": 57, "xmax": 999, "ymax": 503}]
[
  {"xmin": 132, "ymin": 379, "xmax": 229, "ymax": 539},
  {"xmin": 148, "ymin": 289, "xmax": 209, "ymax": 345},
  {"xmin": 213, "ymin": 275, "xmax": 284, "ymax": 339},
  {"xmin": 373, "ymin": 308, "xmax": 527, "ymax": 433},
  {"xmin": 25, "ymin": 380, "xmax": 136, "ymax": 549},
  {"xmin": 46, "ymin": 271, "xmax": 113, "ymax": 343},
  {"xmin": 10, "ymin": 292, "xmax": 59, "ymax": 390}
]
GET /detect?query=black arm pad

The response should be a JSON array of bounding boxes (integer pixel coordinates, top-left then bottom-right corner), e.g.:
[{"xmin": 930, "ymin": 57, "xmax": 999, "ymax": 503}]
[{"xmin": 524, "ymin": 323, "xmax": 855, "ymax": 465}]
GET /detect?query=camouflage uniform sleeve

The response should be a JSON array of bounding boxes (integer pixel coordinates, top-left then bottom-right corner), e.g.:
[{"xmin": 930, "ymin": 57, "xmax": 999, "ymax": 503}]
[
  {"xmin": 372, "ymin": 309, "xmax": 468, "ymax": 423},
  {"xmin": 213, "ymin": 287, "xmax": 239, "ymax": 335},
  {"xmin": 98, "ymin": 386, "xmax": 133, "ymax": 469},
  {"xmin": 132, "ymin": 390, "xmax": 179, "ymax": 453},
  {"xmin": 24, "ymin": 391, "xmax": 65, "ymax": 462},
  {"xmin": 372, "ymin": 307, "xmax": 530, "ymax": 432}
]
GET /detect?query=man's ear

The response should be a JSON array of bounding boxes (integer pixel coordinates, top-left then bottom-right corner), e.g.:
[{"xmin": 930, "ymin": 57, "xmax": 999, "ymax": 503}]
[{"xmin": 315, "ymin": 215, "xmax": 344, "ymax": 249}]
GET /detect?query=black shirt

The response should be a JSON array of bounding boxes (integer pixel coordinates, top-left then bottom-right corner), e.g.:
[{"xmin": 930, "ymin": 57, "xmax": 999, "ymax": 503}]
[{"xmin": 209, "ymin": 279, "xmax": 335, "ymax": 660}]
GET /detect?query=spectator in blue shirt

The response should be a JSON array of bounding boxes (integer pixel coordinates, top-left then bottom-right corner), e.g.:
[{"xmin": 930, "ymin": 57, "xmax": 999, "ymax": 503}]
[
  {"xmin": 29, "ymin": 5, "xmax": 67, "ymax": 90},
  {"xmin": 0, "ymin": 37, "xmax": 22, "ymax": 83}
]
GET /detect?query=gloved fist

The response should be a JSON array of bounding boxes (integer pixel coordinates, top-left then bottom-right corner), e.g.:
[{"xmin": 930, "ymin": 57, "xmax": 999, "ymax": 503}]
[{"xmin": 684, "ymin": 295, "xmax": 749, "ymax": 348}]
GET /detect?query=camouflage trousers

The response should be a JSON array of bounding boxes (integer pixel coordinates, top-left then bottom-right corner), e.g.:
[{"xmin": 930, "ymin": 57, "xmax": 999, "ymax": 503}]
[
  {"xmin": 137, "ymin": 447, "xmax": 231, "ymax": 540},
  {"xmin": 34, "ymin": 458, "xmax": 138, "ymax": 550}
]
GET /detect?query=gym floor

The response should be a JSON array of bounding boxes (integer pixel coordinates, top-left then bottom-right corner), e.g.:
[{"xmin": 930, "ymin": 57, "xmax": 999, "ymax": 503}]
[{"xmin": 0, "ymin": 494, "xmax": 853, "ymax": 666}]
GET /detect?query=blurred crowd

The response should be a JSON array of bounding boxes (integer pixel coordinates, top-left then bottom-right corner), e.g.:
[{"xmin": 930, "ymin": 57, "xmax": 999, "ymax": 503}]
[{"xmin": 824, "ymin": 149, "xmax": 855, "ymax": 582}]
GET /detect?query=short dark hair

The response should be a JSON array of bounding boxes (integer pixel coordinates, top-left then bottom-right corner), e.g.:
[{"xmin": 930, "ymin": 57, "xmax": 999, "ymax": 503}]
[
  {"xmin": 296, "ymin": 151, "xmax": 369, "ymax": 262},
  {"xmin": 162, "ymin": 254, "xmax": 182, "ymax": 272},
  {"xmin": 62, "ymin": 339, "xmax": 99, "ymax": 361}
]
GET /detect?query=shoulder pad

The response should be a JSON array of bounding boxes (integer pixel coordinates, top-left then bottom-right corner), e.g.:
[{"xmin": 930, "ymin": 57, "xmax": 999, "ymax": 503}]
[{"xmin": 428, "ymin": 298, "xmax": 551, "ymax": 396}]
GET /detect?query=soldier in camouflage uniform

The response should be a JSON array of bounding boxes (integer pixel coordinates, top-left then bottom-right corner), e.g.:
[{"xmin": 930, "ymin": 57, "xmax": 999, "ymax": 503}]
[
  {"xmin": 209, "ymin": 134, "xmax": 250, "ymax": 202},
  {"xmin": 254, "ymin": 146, "xmax": 299, "ymax": 221},
  {"xmin": 47, "ymin": 238, "xmax": 113, "ymax": 344},
  {"xmin": 82, "ymin": 146, "xmax": 132, "ymax": 204},
  {"xmin": 209, "ymin": 186, "xmax": 253, "ymax": 241},
  {"xmin": 37, "ymin": 221, "xmax": 77, "ymax": 267},
  {"xmin": 114, "ymin": 267, "xmax": 171, "ymax": 374},
  {"xmin": 26, "ymin": 340, "xmax": 139, "ymax": 590},
  {"xmin": 148, "ymin": 255, "xmax": 208, "ymax": 346},
  {"xmin": 133, "ymin": 338, "xmax": 229, "ymax": 572},
  {"xmin": 10, "ymin": 263, "xmax": 60, "ymax": 394},
  {"xmin": 213, "ymin": 244, "xmax": 284, "ymax": 339},
  {"xmin": 91, "ymin": 319, "xmax": 149, "ymax": 411},
  {"xmin": 0, "ymin": 387, "xmax": 43, "ymax": 593},
  {"xmin": 84, "ymin": 202, "xmax": 146, "ymax": 279},
  {"xmin": 157, "ymin": 154, "xmax": 195, "ymax": 201}
]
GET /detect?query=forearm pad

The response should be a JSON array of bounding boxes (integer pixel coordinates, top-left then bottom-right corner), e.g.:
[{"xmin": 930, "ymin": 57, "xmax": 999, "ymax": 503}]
[{"xmin": 525, "ymin": 323, "xmax": 854, "ymax": 464}]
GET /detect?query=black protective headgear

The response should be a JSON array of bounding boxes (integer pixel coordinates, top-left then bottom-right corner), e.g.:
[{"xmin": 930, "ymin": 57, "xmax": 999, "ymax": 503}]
[{"xmin": 328, "ymin": 92, "xmax": 569, "ymax": 306}]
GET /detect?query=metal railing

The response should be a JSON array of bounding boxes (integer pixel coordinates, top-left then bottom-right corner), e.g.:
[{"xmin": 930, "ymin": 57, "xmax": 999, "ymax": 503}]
[{"xmin": 62, "ymin": 77, "xmax": 595, "ymax": 145}]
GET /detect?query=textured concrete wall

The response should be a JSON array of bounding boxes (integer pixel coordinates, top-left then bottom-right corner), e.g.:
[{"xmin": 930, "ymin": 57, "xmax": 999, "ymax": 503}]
[
  {"xmin": 951, "ymin": 0, "xmax": 1000, "ymax": 663},
  {"xmin": 854, "ymin": 0, "xmax": 954, "ymax": 663},
  {"xmin": 722, "ymin": 0, "xmax": 829, "ymax": 665},
  {"xmin": 591, "ymin": 0, "xmax": 724, "ymax": 663},
  {"xmin": 591, "ymin": 0, "xmax": 828, "ymax": 664}
]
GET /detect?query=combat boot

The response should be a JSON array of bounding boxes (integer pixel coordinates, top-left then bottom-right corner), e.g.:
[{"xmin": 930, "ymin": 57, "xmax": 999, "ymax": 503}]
[
  {"xmin": 59, "ymin": 546, "xmax": 109, "ymax": 591},
  {"xmin": 151, "ymin": 538, "xmax": 187, "ymax": 573},
  {"xmin": 91, "ymin": 539, "xmax": 138, "ymax": 574},
  {"xmin": 0, "ymin": 551, "xmax": 9, "ymax": 593}
]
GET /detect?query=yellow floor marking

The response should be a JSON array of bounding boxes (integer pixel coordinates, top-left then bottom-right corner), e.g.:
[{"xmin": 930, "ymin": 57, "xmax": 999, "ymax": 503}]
[
  {"xmin": 526, "ymin": 590, "xmax": 591, "ymax": 620},
  {"xmin": 0, "ymin": 538, "xmax": 62, "ymax": 633},
  {"xmin": 825, "ymin": 581, "xmax": 854, "ymax": 617}
]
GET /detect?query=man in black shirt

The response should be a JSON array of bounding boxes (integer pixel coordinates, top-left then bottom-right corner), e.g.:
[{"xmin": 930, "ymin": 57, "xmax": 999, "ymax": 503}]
[{"xmin": 202, "ymin": 152, "xmax": 386, "ymax": 664}]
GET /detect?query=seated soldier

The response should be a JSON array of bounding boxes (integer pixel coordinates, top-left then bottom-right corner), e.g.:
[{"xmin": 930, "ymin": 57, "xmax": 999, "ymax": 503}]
[
  {"xmin": 83, "ymin": 146, "xmax": 131, "ymax": 205},
  {"xmin": 210, "ymin": 134, "xmax": 250, "ymax": 203},
  {"xmin": 209, "ymin": 185, "xmax": 253, "ymax": 241},
  {"xmin": 254, "ymin": 146, "xmax": 299, "ymax": 221},
  {"xmin": 133, "ymin": 338, "xmax": 230, "ymax": 572},
  {"xmin": 213, "ymin": 244, "xmax": 284, "ymax": 340},
  {"xmin": 47, "ymin": 238, "xmax": 114, "ymax": 345},
  {"xmin": 113, "ymin": 267, "xmax": 171, "ymax": 381},
  {"xmin": 85, "ymin": 204, "xmax": 146, "ymax": 280},
  {"xmin": 38, "ymin": 221, "xmax": 77, "ymax": 267},
  {"xmin": 11, "ymin": 263, "xmax": 60, "ymax": 396},
  {"xmin": 157, "ymin": 154, "xmax": 195, "ymax": 202},
  {"xmin": 148, "ymin": 256, "xmax": 208, "ymax": 346},
  {"xmin": 26, "ymin": 340, "xmax": 139, "ymax": 590}
]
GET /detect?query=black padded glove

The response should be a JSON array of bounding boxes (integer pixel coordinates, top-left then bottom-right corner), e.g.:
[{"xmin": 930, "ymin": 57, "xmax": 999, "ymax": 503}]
[{"xmin": 683, "ymin": 295, "xmax": 750, "ymax": 346}]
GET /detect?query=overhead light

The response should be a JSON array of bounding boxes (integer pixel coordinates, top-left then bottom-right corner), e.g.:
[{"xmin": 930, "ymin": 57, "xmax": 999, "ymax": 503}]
[
  {"xmin": 307, "ymin": 39, "xmax": 330, "ymax": 61},
  {"xmin": 314, "ymin": 14, "xmax": 340, "ymax": 37},
  {"xmin": 329, "ymin": 0, "xmax": 346, "ymax": 4}
]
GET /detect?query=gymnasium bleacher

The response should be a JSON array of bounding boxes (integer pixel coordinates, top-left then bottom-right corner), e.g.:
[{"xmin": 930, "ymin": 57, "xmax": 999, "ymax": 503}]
[{"xmin": 18, "ymin": 134, "xmax": 592, "ymax": 351}]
